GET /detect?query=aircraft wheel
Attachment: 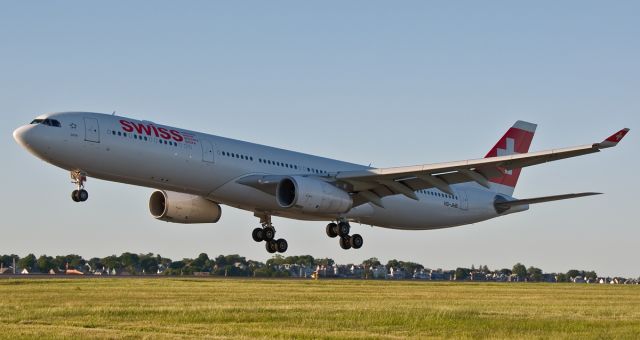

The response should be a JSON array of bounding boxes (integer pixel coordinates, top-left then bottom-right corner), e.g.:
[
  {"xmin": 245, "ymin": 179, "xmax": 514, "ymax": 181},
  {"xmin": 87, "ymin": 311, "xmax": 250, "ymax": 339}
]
[
  {"xmin": 252, "ymin": 228, "xmax": 264, "ymax": 242},
  {"xmin": 350, "ymin": 234, "xmax": 363, "ymax": 249},
  {"xmin": 326, "ymin": 223, "xmax": 338, "ymax": 238},
  {"xmin": 78, "ymin": 189, "xmax": 89, "ymax": 202},
  {"xmin": 71, "ymin": 190, "xmax": 80, "ymax": 202},
  {"xmin": 339, "ymin": 236, "xmax": 352, "ymax": 250},
  {"xmin": 266, "ymin": 240, "xmax": 278, "ymax": 253},
  {"xmin": 337, "ymin": 222, "xmax": 350, "ymax": 237},
  {"xmin": 263, "ymin": 227, "xmax": 275, "ymax": 241},
  {"xmin": 276, "ymin": 238, "xmax": 288, "ymax": 253}
]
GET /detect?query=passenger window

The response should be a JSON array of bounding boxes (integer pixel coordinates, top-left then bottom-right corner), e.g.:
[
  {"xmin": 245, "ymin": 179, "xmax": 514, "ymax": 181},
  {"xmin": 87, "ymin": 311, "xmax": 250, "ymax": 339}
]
[{"xmin": 118, "ymin": 132, "xmax": 122, "ymax": 136}]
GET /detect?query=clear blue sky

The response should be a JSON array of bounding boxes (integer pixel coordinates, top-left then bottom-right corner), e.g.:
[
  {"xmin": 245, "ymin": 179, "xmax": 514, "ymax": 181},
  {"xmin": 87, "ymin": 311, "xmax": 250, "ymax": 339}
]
[{"xmin": 2, "ymin": 2, "xmax": 638, "ymax": 277}]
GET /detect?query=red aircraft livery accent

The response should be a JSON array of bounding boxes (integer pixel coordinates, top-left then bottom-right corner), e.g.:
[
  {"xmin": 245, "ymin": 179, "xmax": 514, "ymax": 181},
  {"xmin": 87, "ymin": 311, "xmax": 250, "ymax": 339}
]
[
  {"xmin": 484, "ymin": 123, "xmax": 536, "ymax": 188},
  {"xmin": 119, "ymin": 120, "xmax": 184, "ymax": 142}
]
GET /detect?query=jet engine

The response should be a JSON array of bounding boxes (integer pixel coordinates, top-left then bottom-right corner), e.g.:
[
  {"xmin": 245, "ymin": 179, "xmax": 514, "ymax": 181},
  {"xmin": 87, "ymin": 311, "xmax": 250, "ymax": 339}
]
[
  {"xmin": 149, "ymin": 190, "xmax": 221, "ymax": 223},
  {"xmin": 276, "ymin": 176, "xmax": 352, "ymax": 213}
]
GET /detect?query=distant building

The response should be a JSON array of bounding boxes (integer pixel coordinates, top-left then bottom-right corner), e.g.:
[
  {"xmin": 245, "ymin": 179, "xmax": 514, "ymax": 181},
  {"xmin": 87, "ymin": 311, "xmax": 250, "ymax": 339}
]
[
  {"xmin": 413, "ymin": 269, "xmax": 429, "ymax": 280},
  {"xmin": 371, "ymin": 265, "xmax": 387, "ymax": 279},
  {"xmin": 572, "ymin": 276, "xmax": 585, "ymax": 283},
  {"xmin": 389, "ymin": 267, "xmax": 406, "ymax": 279}
]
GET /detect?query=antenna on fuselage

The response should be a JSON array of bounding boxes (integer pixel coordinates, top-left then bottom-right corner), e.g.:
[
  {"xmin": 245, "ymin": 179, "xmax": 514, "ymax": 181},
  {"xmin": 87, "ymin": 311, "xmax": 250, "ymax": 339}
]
[{"xmin": 112, "ymin": 111, "xmax": 116, "ymax": 115}]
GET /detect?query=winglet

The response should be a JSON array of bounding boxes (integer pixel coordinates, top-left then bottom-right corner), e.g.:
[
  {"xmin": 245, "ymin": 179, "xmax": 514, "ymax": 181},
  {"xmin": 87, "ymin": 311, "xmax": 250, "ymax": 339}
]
[{"xmin": 599, "ymin": 128, "xmax": 630, "ymax": 148}]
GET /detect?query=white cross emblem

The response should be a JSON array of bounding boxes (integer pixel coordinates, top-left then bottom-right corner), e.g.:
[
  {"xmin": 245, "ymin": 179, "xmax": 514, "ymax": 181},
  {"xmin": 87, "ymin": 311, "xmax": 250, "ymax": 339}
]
[
  {"xmin": 616, "ymin": 132, "xmax": 623, "ymax": 140},
  {"xmin": 496, "ymin": 138, "xmax": 517, "ymax": 175}
]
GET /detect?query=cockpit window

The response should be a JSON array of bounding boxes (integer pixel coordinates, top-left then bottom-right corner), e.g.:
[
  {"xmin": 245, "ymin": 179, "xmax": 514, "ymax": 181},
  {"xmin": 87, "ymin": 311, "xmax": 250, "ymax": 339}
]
[{"xmin": 30, "ymin": 118, "xmax": 61, "ymax": 127}]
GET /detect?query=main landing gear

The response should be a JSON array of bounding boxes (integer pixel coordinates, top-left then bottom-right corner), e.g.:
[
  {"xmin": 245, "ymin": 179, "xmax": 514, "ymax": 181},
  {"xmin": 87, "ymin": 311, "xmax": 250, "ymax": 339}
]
[
  {"xmin": 252, "ymin": 215, "xmax": 288, "ymax": 254},
  {"xmin": 70, "ymin": 170, "xmax": 88, "ymax": 202},
  {"xmin": 326, "ymin": 221, "xmax": 363, "ymax": 250}
]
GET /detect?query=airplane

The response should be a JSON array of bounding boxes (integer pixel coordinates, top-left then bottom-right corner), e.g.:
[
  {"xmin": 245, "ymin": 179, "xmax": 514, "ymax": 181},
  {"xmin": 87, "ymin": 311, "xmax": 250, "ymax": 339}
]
[{"xmin": 13, "ymin": 112, "xmax": 629, "ymax": 253}]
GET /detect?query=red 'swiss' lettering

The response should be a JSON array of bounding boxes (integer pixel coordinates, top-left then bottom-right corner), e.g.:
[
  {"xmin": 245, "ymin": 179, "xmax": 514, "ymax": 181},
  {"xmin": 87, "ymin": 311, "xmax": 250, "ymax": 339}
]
[
  {"xmin": 132, "ymin": 122, "xmax": 152, "ymax": 135},
  {"xmin": 119, "ymin": 120, "xmax": 134, "ymax": 132},
  {"xmin": 157, "ymin": 127, "xmax": 171, "ymax": 140},
  {"xmin": 118, "ymin": 119, "xmax": 185, "ymax": 142},
  {"xmin": 170, "ymin": 130, "xmax": 184, "ymax": 142}
]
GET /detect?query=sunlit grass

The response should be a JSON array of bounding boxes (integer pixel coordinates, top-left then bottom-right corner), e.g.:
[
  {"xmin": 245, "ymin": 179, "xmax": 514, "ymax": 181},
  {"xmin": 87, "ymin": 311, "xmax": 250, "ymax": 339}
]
[{"xmin": 0, "ymin": 278, "xmax": 638, "ymax": 338}]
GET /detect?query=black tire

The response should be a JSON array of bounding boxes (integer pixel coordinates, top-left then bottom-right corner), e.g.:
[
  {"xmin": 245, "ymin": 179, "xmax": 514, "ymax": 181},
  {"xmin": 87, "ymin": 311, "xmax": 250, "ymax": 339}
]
[
  {"xmin": 276, "ymin": 238, "xmax": 288, "ymax": 253},
  {"xmin": 339, "ymin": 236, "xmax": 352, "ymax": 250},
  {"xmin": 351, "ymin": 234, "xmax": 363, "ymax": 249},
  {"xmin": 71, "ymin": 190, "xmax": 80, "ymax": 202},
  {"xmin": 265, "ymin": 240, "xmax": 277, "ymax": 253},
  {"xmin": 263, "ymin": 227, "xmax": 275, "ymax": 241},
  {"xmin": 78, "ymin": 189, "xmax": 89, "ymax": 202},
  {"xmin": 252, "ymin": 228, "xmax": 264, "ymax": 242},
  {"xmin": 326, "ymin": 223, "xmax": 338, "ymax": 238},
  {"xmin": 337, "ymin": 222, "xmax": 350, "ymax": 237}
]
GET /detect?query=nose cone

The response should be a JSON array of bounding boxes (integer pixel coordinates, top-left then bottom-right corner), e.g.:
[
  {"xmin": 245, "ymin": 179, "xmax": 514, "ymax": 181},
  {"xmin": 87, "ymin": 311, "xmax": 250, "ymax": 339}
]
[{"xmin": 13, "ymin": 125, "xmax": 32, "ymax": 147}]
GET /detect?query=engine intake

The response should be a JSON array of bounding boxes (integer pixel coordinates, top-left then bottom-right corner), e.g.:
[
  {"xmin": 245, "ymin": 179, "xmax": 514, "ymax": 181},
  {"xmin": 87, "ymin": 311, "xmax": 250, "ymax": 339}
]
[
  {"xmin": 276, "ymin": 176, "xmax": 352, "ymax": 213},
  {"xmin": 149, "ymin": 190, "xmax": 221, "ymax": 223}
]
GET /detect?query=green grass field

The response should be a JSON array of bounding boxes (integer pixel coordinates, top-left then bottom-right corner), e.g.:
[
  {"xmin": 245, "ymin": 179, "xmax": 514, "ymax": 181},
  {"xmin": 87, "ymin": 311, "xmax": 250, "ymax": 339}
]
[{"xmin": 0, "ymin": 278, "xmax": 638, "ymax": 339}]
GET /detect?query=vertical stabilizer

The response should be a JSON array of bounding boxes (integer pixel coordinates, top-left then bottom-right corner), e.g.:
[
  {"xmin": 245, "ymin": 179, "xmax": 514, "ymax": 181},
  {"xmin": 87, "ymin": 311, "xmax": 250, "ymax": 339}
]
[{"xmin": 484, "ymin": 121, "xmax": 536, "ymax": 196}]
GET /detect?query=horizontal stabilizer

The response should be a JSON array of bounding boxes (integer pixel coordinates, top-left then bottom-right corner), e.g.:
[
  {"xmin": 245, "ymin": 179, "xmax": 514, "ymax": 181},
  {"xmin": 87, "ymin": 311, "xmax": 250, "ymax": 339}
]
[{"xmin": 495, "ymin": 192, "xmax": 601, "ymax": 212}]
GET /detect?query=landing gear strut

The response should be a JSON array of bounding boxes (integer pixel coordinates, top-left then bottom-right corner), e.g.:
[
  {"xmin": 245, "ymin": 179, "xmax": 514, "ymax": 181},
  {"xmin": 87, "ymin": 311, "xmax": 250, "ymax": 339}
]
[
  {"xmin": 252, "ymin": 214, "xmax": 288, "ymax": 253},
  {"xmin": 70, "ymin": 170, "xmax": 88, "ymax": 202},
  {"xmin": 326, "ymin": 221, "xmax": 363, "ymax": 250}
]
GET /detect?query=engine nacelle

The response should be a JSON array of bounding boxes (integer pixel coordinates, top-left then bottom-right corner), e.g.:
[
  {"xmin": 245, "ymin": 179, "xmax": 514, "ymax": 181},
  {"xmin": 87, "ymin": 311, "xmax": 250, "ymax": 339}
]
[
  {"xmin": 276, "ymin": 176, "xmax": 352, "ymax": 214},
  {"xmin": 149, "ymin": 190, "xmax": 221, "ymax": 223}
]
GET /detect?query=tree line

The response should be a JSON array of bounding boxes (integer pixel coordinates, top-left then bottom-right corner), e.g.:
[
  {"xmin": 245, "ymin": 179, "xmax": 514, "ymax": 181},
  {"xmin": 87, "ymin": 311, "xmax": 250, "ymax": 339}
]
[{"xmin": 0, "ymin": 253, "xmax": 604, "ymax": 281}]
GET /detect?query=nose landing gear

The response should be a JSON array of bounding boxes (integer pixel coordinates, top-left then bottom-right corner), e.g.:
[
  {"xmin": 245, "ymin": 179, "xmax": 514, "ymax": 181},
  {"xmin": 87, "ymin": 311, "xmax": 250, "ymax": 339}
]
[
  {"xmin": 252, "ymin": 214, "xmax": 288, "ymax": 253},
  {"xmin": 70, "ymin": 171, "xmax": 89, "ymax": 202},
  {"xmin": 326, "ymin": 221, "xmax": 363, "ymax": 250}
]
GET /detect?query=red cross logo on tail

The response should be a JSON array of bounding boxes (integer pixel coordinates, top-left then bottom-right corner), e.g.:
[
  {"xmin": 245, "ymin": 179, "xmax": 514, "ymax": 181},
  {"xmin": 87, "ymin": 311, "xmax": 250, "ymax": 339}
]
[{"xmin": 484, "ymin": 121, "xmax": 536, "ymax": 189}]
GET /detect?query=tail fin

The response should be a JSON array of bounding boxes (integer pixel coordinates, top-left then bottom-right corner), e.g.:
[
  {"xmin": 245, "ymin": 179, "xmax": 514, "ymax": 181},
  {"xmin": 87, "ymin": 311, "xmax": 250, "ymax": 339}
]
[{"xmin": 484, "ymin": 120, "xmax": 537, "ymax": 196}]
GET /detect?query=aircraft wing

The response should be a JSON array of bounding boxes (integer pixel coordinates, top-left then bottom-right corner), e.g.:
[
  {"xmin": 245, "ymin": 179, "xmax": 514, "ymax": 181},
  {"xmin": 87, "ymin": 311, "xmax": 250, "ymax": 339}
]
[{"xmin": 334, "ymin": 128, "xmax": 630, "ymax": 207}]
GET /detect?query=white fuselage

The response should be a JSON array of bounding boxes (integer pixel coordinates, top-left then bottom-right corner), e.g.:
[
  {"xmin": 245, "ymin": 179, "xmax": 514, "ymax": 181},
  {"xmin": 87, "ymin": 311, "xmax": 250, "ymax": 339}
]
[{"xmin": 14, "ymin": 112, "xmax": 521, "ymax": 230}]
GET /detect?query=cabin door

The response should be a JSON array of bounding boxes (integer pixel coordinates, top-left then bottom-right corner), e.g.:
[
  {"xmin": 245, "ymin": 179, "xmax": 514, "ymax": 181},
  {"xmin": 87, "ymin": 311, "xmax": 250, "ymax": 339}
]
[
  {"xmin": 84, "ymin": 118, "xmax": 100, "ymax": 143},
  {"xmin": 201, "ymin": 139, "xmax": 215, "ymax": 163}
]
